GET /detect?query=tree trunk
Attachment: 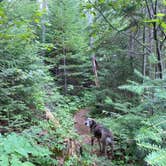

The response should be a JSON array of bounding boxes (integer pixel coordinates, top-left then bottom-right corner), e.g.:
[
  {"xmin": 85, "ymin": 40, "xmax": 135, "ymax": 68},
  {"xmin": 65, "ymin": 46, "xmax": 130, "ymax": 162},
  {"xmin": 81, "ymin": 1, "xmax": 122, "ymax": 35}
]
[
  {"xmin": 145, "ymin": 0, "xmax": 163, "ymax": 79},
  {"xmin": 148, "ymin": 28, "xmax": 153, "ymax": 78},
  {"xmin": 128, "ymin": 31, "xmax": 134, "ymax": 72},
  {"xmin": 142, "ymin": 24, "xmax": 146, "ymax": 79},
  {"xmin": 63, "ymin": 52, "xmax": 67, "ymax": 95},
  {"xmin": 92, "ymin": 55, "xmax": 99, "ymax": 87},
  {"xmin": 154, "ymin": 0, "xmax": 163, "ymax": 79},
  {"xmin": 88, "ymin": 11, "xmax": 100, "ymax": 87}
]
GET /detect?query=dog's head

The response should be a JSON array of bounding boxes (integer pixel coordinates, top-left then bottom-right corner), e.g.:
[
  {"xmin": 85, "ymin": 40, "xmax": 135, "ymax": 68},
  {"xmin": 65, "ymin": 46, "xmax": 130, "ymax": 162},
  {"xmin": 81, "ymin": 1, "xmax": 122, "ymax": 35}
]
[{"xmin": 84, "ymin": 118, "xmax": 96, "ymax": 128}]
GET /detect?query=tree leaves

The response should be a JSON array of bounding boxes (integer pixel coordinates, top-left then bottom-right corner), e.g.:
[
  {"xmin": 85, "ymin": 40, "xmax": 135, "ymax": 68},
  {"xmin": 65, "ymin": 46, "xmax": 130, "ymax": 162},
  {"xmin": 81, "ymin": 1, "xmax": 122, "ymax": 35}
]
[{"xmin": 0, "ymin": 155, "xmax": 9, "ymax": 166}]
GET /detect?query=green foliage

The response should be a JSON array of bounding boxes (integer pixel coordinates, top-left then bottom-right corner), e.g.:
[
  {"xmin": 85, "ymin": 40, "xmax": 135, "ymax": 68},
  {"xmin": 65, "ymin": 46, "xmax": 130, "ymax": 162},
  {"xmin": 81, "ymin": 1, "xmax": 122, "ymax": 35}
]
[
  {"xmin": 0, "ymin": 133, "xmax": 57, "ymax": 166},
  {"xmin": 1, "ymin": 0, "xmax": 166, "ymax": 165},
  {"xmin": 90, "ymin": 68, "xmax": 166, "ymax": 165},
  {"xmin": 118, "ymin": 71, "xmax": 166, "ymax": 165},
  {"xmin": 119, "ymin": 81, "xmax": 144, "ymax": 95},
  {"xmin": 0, "ymin": 0, "xmax": 51, "ymax": 130},
  {"xmin": 80, "ymin": 90, "xmax": 96, "ymax": 106},
  {"xmin": 53, "ymin": 108, "xmax": 77, "ymax": 139},
  {"xmin": 41, "ymin": 0, "xmax": 92, "ymax": 95},
  {"xmin": 136, "ymin": 115, "xmax": 166, "ymax": 166},
  {"xmin": 145, "ymin": 149, "xmax": 166, "ymax": 166}
]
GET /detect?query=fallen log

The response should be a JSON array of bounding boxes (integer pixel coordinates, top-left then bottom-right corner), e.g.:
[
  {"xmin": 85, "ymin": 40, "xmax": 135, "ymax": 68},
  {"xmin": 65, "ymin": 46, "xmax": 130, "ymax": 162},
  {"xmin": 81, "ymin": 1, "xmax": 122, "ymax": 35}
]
[{"xmin": 45, "ymin": 109, "xmax": 60, "ymax": 127}]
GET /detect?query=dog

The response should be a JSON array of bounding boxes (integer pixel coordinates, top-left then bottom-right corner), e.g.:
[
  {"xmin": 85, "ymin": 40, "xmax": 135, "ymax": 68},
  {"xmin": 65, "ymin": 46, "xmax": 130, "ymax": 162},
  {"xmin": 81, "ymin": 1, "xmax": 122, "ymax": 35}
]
[{"xmin": 84, "ymin": 118, "xmax": 114, "ymax": 157}]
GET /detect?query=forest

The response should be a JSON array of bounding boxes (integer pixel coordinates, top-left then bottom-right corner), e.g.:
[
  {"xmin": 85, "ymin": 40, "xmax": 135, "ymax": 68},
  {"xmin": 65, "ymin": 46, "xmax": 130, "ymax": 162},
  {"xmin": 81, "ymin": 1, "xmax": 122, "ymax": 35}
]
[{"xmin": 0, "ymin": 0, "xmax": 166, "ymax": 165}]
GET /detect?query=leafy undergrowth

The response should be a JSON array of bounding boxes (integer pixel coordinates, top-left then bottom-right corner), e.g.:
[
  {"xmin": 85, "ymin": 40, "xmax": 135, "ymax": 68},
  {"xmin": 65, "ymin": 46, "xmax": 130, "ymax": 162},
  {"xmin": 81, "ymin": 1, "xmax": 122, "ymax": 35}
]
[
  {"xmin": 0, "ymin": 109, "xmax": 93, "ymax": 166},
  {"xmin": 1, "ymin": 89, "xmax": 142, "ymax": 166},
  {"xmin": 0, "ymin": 133, "xmax": 57, "ymax": 166}
]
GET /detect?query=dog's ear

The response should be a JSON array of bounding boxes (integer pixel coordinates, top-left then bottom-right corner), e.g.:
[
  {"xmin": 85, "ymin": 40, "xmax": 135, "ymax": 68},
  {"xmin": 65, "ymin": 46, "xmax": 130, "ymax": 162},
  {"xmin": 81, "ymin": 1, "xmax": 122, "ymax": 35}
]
[{"xmin": 91, "ymin": 119, "xmax": 96, "ymax": 126}]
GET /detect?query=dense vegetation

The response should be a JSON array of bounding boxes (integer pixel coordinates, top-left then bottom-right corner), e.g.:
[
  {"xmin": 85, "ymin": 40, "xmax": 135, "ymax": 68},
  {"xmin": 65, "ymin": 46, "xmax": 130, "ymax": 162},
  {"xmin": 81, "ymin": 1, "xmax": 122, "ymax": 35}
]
[{"xmin": 0, "ymin": 0, "xmax": 166, "ymax": 165}]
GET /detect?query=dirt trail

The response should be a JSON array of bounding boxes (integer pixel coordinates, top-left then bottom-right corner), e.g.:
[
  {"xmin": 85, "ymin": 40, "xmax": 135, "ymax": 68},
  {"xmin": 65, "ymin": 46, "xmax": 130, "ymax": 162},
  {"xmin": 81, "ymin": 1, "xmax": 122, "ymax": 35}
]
[
  {"xmin": 74, "ymin": 109, "xmax": 107, "ymax": 158},
  {"xmin": 74, "ymin": 109, "xmax": 91, "ymax": 144}
]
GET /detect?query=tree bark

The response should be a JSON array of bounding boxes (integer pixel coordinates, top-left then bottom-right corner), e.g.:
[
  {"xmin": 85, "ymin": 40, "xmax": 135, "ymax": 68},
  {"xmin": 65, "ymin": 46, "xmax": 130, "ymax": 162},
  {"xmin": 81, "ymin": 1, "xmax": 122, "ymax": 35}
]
[
  {"xmin": 142, "ymin": 24, "xmax": 146, "ymax": 79},
  {"xmin": 63, "ymin": 48, "xmax": 67, "ymax": 95},
  {"xmin": 148, "ymin": 28, "xmax": 154, "ymax": 78},
  {"xmin": 154, "ymin": 0, "xmax": 163, "ymax": 79},
  {"xmin": 92, "ymin": 55, "xmax": 99, "ymax": 87},
  {"xmin": 145, "ymin": 0, "xmax": 163, "ymax": 79},
  {"xmin": 128, "ymin": 31, "xmax": 134, "ymax": 72},
  {"xmin": 88, "ymin": 10, "xmax": 100, "ymax": 87}
]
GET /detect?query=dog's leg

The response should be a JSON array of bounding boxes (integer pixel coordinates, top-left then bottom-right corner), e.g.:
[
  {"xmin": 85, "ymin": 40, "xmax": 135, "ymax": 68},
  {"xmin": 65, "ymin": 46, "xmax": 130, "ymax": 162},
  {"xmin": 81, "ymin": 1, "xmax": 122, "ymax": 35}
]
[
  {"xmin": 110, "ymin": 143, "xmax": 114, "ymax": 157},
  {"xmin": 90, "ymin": 136, "xmax": 95, "ymax": 153},
  {"xmin": 97, "ymin": 138, "xmax": 102, "ymax": 152},
  {"xmin": 91, "ymin": 136, "xmax": 95, "ymax": 146},
  {"xmin": 101, "ymin": 141, "xmax": 106, "ymax": 155},
  {"xmin": 101, "ymin": 135, "xmax": 106, "ymax": 155},
  {"xmin": 104, "ymin": 142, "xmax": 107, "ymax": 156}
]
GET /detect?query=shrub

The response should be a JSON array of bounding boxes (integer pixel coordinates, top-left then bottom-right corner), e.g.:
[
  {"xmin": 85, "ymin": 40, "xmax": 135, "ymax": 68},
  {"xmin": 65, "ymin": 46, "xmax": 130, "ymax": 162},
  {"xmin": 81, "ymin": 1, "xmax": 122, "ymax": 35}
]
[{"xmin": 0, "ymin": 133, "xmax": 57, "ymax": 166}]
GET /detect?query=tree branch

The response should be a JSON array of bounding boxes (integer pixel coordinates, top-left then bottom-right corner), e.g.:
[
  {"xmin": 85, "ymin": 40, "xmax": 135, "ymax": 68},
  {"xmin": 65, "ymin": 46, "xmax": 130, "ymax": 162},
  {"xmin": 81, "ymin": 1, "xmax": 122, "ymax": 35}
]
[
  {"xmin": 88, "ymin": 0, "xmax": 152, "ymax": 53},
  {"xmin": 145, "ymin": 0, "xmax": 153, "ymax": 19}
]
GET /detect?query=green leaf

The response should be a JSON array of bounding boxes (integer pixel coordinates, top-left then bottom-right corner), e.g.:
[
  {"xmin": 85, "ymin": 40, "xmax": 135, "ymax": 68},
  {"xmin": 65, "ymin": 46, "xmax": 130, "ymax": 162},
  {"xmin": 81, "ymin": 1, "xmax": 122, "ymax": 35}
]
[
  {"xmin": 105, "ymin": 96, "xmax": 113, "ymax": 105},
  {"xmin": 34, "ymin": 18, "xmax": 39, "ymax": 23},
  {"xmin": 0, "ymin": 155, "xmax": 9, "ymax": 166},
  {"xmin": 0, "ymin": 9, "xmax": 5, "ymax": 17},
  {"xmin": 99, "ymin": 0, "xmax": 105, "ymax": 3},
  {"xmin": 11, "ymin": 155, "xmax": 22, "ymax": 166},
  {"xmin": 15, "ymin": 148, "xmax": 28, "ymax": 158},
  {"xmin": 156, "ymin": 13, "xmax": 165, "ymax": 17},
  {"xmin": 85, "ymin": 3, "xmax": 93, "ymax": 9},
  {"xmin": 161, "ymin": 22, "xmax": 166, "ymax": 30},
  {"xmin": 164, "ymin": 0, "xmax": 166, "ymax": 5},
  {"xmin": 144, "ymin": 19, "xmax": 160, "ymax": 23},
  {"xmin": 22, "ymin": 162, "xmax": 35, "ymax": 166}
]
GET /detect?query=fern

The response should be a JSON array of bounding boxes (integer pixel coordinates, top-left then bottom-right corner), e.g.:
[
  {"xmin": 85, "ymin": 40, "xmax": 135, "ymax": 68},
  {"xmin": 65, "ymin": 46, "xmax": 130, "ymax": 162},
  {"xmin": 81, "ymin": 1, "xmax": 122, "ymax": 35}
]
[
  {"xmin": 136, "ymin": 115, "xmax": 166, "ymax": 166},
  {"xmin": 145, "ymin": 149, "xmax": 166, "ymax": 166},
  {"xmin": 136, "ymin": 127, "xmax": 162, "ymax": 144},
  {"xmin": 137, "ymin": 142, "xmax": 161, "ymax": 151},
  {"xmin": 0, "ymin": 133, "xmax": 57, "ymax": 166},
  {"xmin": 118, "ymin": 71, "xmax": 166, "ymax": 165},
  {"xmin": 119, "ymin": 82, "xmax": 144, "ymax": 95}
]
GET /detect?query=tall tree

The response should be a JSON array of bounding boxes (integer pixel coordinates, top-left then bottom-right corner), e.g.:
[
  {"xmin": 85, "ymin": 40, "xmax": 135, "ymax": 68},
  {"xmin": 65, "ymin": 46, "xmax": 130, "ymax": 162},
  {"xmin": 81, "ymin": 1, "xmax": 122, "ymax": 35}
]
[{"xmin": 41, "ymin": 0, "xmax": 92, "ymax": 94}]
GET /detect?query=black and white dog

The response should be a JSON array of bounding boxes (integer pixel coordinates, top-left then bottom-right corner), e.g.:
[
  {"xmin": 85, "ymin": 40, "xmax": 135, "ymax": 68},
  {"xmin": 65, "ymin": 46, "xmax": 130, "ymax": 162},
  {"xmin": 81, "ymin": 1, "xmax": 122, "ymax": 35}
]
[{"xmin": 85, "ymin": 118, "xmax": 114, "ymax": 157}]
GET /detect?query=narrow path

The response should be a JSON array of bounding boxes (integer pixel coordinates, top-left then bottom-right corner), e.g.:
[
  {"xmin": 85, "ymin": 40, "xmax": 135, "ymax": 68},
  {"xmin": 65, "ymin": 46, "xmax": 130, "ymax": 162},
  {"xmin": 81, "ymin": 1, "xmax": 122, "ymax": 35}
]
[
  {"xmin": 74, "ymin": 109, "xmax": 91, "ymax": 144},
  {"xmin": 74, "ymin": 109, "xmax": 101, "ymax": 156}
]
